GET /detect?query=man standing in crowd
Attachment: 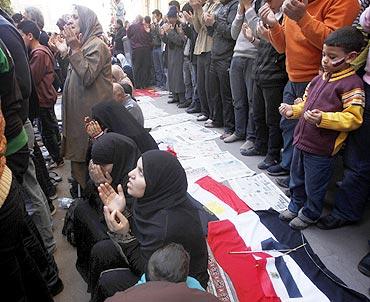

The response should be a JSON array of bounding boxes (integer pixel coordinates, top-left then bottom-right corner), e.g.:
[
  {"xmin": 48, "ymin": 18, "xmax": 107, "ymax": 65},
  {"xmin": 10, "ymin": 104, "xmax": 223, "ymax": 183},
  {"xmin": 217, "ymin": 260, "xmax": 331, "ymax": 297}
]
[
  {"xmin": 205, "ymin": 0, "xmax": 238, "ymax": 140},
  {"xmin": 260, "ymin": 0, "xmax": 361, "ymax": 188},
  {"xmin": 113, "ymin": 19, "xmax": 126, "ymax": 56},
  {"xmin": 190, "ymin": 0, "xmax": 221, "ymax": 123},
  {"xmin": 18, "ymin": 20, "xmax": 63, "ymax": 169},
  {"xmin": 151, "ymin": 9, "xmax": 167, "ymax": 89}
]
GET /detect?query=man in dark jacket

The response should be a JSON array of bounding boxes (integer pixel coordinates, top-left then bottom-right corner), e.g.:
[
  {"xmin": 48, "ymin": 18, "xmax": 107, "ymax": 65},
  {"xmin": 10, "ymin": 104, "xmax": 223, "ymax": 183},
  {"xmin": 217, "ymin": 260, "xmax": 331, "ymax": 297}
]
[
  {"xmin": 114, "ymin": 19, "xmax": 126, "ymax": 56},
  {"xmin": 205, "ymin": 0, "xmax": 238, "ymax": 140}
]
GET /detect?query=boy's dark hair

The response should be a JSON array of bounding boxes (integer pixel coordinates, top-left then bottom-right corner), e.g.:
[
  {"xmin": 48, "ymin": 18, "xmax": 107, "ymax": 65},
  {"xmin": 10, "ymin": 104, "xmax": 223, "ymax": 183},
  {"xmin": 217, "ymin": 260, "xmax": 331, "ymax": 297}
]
[
  {"xmin": 18, "ymin": 20, "xmax": 40, "ymax": 41},
  {"xmin": 324, "ymin": 26, "xmax": 366, "ymax": 53},
  {"xmin": 169, "ymin": 1, "xmax": 181, "ymax": 10},
  {"xmin": 152, "ymin": 9, "xmax": 162, "ymax": 18},
  {"xmin": 147, "ymin": 243, "xmax": 190, "ymax": 283}
]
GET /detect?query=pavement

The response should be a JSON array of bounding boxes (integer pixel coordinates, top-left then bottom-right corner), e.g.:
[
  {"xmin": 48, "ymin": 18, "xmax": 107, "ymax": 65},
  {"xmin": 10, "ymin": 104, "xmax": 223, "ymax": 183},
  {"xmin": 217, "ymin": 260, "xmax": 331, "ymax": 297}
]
[{"xmin": 52, "ymin": 94, "xmax": 370, "ymax": 301}]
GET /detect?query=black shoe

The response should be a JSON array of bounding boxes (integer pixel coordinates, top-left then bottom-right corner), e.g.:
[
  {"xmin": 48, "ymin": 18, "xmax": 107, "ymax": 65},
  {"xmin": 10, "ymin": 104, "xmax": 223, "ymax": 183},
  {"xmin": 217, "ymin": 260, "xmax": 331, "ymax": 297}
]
[
  {"xmin": 168, "ymin": 98, "xmax": 179, "ymax": 104},
  {"xmin": 49, "ymin": 278, "xmax": 64, "ymax": 296},
  {"xmin": 258, "ymin": 158, "xmax": 278, "ymax": 170},
  {"xmin": 186, "ymin": 106, "xmax": 201, "ymax": 114},
  {"xmin": 240, "ymin": 147, "xmax": 267, "ymax": 157},
  {"xmin": 178, "ymin": 101, "xmax": 191, "ymax": 108},
  {"xmin": 316, "ymin": 215, "xmax": 354, "ymax": 230},
  {"xmin": 275, "ymin": 177, "xmax": 289, "ymax": 189},
  {"xmin": 358, "ymin": 252, "xmax": 370, "ymax": 277},
  {"xmin": 267, "ymin": 164, "xmax": 290, "ymax": 176}
]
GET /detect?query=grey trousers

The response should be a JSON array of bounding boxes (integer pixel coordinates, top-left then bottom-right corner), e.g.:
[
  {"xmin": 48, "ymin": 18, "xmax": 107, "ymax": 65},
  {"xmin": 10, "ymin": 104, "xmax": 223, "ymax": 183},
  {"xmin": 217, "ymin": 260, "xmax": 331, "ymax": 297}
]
[{"xmin": 23, "ymin": 119, "xmax": 56, "ymax": 254}]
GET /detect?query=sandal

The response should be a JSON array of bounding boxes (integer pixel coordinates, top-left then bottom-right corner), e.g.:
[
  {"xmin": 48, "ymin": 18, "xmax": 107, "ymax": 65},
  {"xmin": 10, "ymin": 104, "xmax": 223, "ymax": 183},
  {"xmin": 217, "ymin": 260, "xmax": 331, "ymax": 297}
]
[{"xmin": 49, "ymin": 171, "xmax": 62, "ymax": 183}]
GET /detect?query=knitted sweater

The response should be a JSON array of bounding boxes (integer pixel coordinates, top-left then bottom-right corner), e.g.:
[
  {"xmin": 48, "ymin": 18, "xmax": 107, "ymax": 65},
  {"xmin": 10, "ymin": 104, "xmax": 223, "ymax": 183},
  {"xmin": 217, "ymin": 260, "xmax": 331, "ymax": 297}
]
[
  {"xmin": 292, "ymin": 68, "xmax": 365, "ymax": 156},
  {"xmin": 269, "ymin": 0, "xmax": 360, "ymax": 82}
]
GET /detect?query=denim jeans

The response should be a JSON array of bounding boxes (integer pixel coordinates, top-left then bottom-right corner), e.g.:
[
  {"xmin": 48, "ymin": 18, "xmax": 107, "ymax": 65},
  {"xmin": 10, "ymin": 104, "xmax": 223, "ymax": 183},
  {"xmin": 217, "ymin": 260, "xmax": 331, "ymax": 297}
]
[
  {"xmin": 331, "ymin": 82, "xmax": 370, "ymax": 221},
  {"xmin": 209, "ymin": 59, "xmax": 235, "ymax": 133},
  {"xmin": 38, "ymin": 107, "xmax": 62, "ymax": 163},
  {"xmin": 24, "ymin": 119, "xmax": 55, "ymax": 254},
  {"xmin": 197, "ymin": 52, "xmax": 212, "ymax": 118},
  {"xmin": 288, "ymin": 147, "xmax": 335, "ymax": 222},
  {"xmin": 253, "ymin": 81, "xmax": 284, "ymax": 160},
  {"xmin": 280, "ymin": 81, "xmax": 309, "ymax": 170},
  {"xmin": 183, "ymin": 57, "xmax": 194, "ymax": 101},
  {"xmin": 191, "ymin": 61, "xmax": 201, "ymax": 108},
  {"xmin": 229, "ymin": 56, "xmax": 256, "ymax": 140},
  {"xmin": 152, "ymin": 47, "xmax": 166, "ymax": 87}
]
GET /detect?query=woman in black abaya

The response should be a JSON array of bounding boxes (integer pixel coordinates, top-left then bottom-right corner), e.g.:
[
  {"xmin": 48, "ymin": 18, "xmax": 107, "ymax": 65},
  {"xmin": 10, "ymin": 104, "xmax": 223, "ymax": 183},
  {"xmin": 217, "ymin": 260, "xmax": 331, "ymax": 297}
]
[
  {"xmin": 89, "ymin": 150, "xmax": 209, "ymax": 302},
  {"xmin": 74, "ymin": 133, "xmax": 140, "ymax": 285}
]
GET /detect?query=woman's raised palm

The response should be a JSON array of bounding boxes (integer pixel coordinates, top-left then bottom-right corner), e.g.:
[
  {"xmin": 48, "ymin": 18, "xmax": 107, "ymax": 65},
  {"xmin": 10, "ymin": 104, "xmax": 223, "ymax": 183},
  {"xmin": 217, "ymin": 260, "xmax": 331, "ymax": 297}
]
[{"xmin": 98, "ymin": 183, "xmax": 126, "ymax": 213}]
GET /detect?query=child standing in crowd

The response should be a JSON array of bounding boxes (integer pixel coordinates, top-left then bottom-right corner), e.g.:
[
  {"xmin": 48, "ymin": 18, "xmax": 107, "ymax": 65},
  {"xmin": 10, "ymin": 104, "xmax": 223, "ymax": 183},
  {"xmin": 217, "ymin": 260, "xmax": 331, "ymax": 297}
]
[{"xmin": 279, "ymin": 27, "xmax": 365, "ymax": 230}]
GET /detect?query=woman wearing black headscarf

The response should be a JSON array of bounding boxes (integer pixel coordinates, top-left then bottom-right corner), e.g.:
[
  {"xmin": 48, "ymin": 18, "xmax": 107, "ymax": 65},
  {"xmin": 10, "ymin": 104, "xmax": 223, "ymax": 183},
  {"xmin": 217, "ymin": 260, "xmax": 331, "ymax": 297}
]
[
  {"xmin": 90, "ymin": 100, "xmax": 158, "ymax": 153},
  {"xmin": 74, "ymin": 133, "xmax": 140, "ymax": 284},
  {"xmin": 89, "ymin": 150, "xmax": 208, "ymax": 302}
]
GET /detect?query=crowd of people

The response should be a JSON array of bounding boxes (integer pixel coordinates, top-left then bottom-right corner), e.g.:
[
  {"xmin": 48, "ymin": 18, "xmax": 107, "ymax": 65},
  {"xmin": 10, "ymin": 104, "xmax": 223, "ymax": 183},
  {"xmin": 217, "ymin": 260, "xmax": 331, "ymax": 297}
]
[{"xmin": 0, "ymin": 0, "xmax": 370, "ymax": 300}]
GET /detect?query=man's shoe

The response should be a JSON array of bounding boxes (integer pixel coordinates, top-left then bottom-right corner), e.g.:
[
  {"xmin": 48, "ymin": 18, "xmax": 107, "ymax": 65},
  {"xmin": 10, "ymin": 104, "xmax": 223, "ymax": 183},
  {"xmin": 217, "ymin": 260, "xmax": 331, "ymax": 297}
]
[
  {"xmin": 267, "ymin": 164, "xmax": 289, "ymax": 176},
  {"xmin": 258, "ymin": 158, "xmax": 278, "ymax": 170},
  {"xmin": 279, "ymin": 209, "xmax": 297, "ymax": 222},
  {"xmin": 316, "ymin": 215, "xmax": 354, "ymax": 230},
  {"xmin": 275, "ymin": 177, "xmax": 289, "ymax": 189},
  {"xmin": 178, "ymin": 101, "xmax": 191, "ymax": 108},
  {"xmin": 223, "ymin": 133, "xmax": 243, "ymax": 143},
  {"xmin": 240, "ymin": 140, "xmax": 254, "ymax": 152},
  {"xmin": 197, "ymin": 115, "xmax": 208, "ymax": 122},
  {"xmin": 168, "ymin": 98, "xmax": 179, "ymax": 104},
  {"xmin": 204, "ymin": 121, "xmax": 222, "ymax": 128},
  {"xmin": 186, "ymin": 106, "xmax": 201, "ymax": 114},
  {"xmin": 358, "ymin": 252, "xmax": 370, "ymax": 277},
  {"xmin": 50, "ymin": 278, "xmax": 64, "ymax": 297},
  {"xmin": 220, "ymin": 132, "xmax": 232, "ymax": 140},
  {"xmin": 240, "ymin": 147, "xmax": 266, "ymax": 157},
  {"xmin": 289, "ymin": 217, "xmax": 312, "ymax": 230}
]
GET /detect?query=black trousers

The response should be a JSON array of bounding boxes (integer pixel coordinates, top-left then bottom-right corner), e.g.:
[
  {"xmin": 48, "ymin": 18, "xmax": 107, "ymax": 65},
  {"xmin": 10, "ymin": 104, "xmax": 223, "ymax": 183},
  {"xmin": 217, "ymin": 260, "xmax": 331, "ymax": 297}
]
[
  {"xmin": 253, "ymin": 82, "xmax": 285, "ymax": 160},
  {"xmin": 209, "ymin": 59, "xmax": 235, "ymax": 133},
  {"xmin": 0, "ymin": 180, "xmax": 52, "ymax": 302},
  {"xmin": 132, "ymin": 47, "xmax": 152, "ymax": 89},
  {"xmin": 6, "ymin": 143, "xmax": 29, "ymax": 184},
  {"xmin": 33, "ymin": 141, "xmax": 56, "ymax": 199},
  {"xmin": 38, "ymin": 107, "xmax": 62, "ymax": 164},
  {"xmin": 197, "ymin": 52, "xmax": 212, "ymax": 118}
]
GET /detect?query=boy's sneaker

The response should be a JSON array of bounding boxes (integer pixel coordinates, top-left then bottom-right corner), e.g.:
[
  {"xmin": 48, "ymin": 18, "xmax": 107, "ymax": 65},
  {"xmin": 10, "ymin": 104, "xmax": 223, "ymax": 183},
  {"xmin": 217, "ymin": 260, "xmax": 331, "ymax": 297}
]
[
  {"xmin": 289, "ymin": 217, "xmax": 312, "ymax": 230},
  {"xmin": 279, "ymin": 209, "xmax": 297, "ymax": 222},
  {"xmin": 258, "ymin": 158, "xmax": 278, "ymax": 170},
  {"xmin": 267, "ymin": 164, "xmax": 289, "ymax": 176}
]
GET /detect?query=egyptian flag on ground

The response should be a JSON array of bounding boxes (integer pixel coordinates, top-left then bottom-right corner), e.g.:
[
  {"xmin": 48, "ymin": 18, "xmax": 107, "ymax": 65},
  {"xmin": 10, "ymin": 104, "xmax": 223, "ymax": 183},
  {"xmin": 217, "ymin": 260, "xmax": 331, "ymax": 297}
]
[{"xmin": 188, "ymin": 176, "xmax": 369, "ymax": 302}]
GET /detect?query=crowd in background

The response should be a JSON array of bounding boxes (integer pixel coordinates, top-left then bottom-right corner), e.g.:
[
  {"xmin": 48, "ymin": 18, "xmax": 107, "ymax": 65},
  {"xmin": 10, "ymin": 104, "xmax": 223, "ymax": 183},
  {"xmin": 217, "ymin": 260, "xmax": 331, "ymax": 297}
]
[{"xmin": 0, "ymin": 0, "xmax": 370, "ymax": 300}]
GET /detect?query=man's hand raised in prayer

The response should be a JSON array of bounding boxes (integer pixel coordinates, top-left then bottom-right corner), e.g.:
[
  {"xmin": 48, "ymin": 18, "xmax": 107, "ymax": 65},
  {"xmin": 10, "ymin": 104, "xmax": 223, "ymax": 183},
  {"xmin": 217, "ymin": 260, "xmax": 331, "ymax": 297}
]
[
  {"xmin": 259, "ymin": 3, "xmax": 278, "ymax": 28},
  {"xmin": 85, "ymin": 117, "xmax": 103, "ymax": 139},
  {"xmin": 183, "ymin": 11, "xmax": 194, "ymax": 24},
  {"xmin": 48, "ymin": 33, "xmax": 68, "ymax": 56},
  {"xmin": 98, "ymin": 183, "xmax": 126, "ymax": 213},
  {"xmin": 104, "ymin": 207, "xmax": 130, "ymax": 235},
  {"xmin": 282, "ymin": 0, "xmax": 308, "ymax": 22}
]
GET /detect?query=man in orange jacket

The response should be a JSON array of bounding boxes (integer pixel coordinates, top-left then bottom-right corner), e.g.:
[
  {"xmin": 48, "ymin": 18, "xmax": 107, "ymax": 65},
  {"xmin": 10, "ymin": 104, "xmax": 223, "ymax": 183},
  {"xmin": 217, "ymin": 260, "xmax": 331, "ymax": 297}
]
[{"xmin": 258, "ymin": 0, "xmax": 360, "ymax": 188}]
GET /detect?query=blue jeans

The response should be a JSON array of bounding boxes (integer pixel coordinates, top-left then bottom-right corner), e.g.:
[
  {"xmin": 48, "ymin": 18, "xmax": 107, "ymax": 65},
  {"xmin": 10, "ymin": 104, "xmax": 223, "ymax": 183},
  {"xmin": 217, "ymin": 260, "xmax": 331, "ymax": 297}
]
[
  {"xmin": 288, "ymin": 147, "xmax": 335, "ymax": 222},
  {"xmin": 183, "ymin": 57, "xmax": 195, "ymax": 101},
  {"xmin": 280, "ymin": 81, "xmax": 309, "ymax": 170},
  {"xmin": 229, "ymin": 56, "xmax": 255, "ymax": 140},
  {"xmin": 152, "ymin": 47, "xmax": 166, "ymax": 87},
  {"xmin": 331, "ymin": 82, "xmax": 370, "ymax": 221}
]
